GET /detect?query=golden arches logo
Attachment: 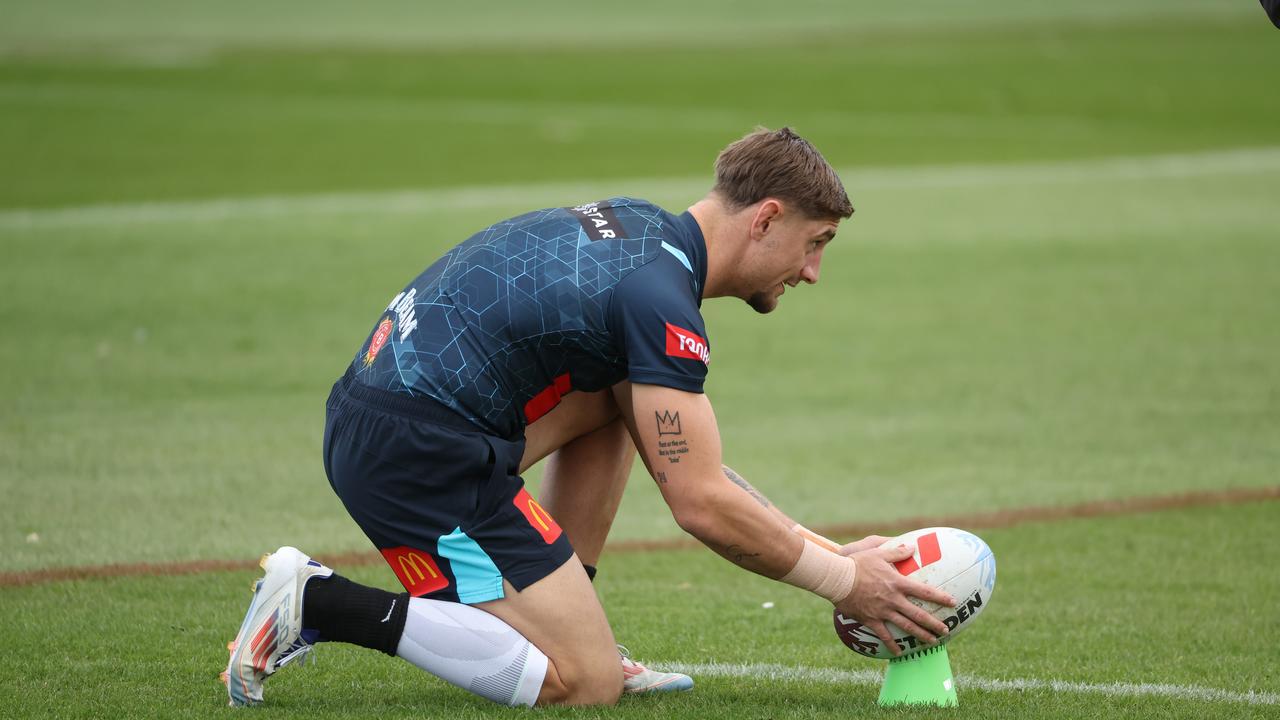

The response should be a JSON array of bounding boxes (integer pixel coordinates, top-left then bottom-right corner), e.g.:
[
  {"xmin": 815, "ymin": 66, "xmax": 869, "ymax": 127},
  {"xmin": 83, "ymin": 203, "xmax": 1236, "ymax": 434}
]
[
  {"xmin": 398, "ymin": 552, "xmax": 439, "ymax": 581},
  {"xmin": 380, "ymin": 546, "xmax": 448, "ymax": 595},
  {"xmin": 526, "ymin": 498, "xmax": 552, "ymax": 532},
  {"xmin": 513, "ymin": 488, "xmax": 562, "ymax": 544}
]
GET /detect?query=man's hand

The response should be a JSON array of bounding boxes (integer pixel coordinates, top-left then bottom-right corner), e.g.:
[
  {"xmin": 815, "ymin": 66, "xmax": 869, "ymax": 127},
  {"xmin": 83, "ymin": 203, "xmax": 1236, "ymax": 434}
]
[
  {"xmin": 835, "ymin": 543, "xmax": 956, "ymax": 656},
  {"xmin": 838, "ymin": 535, "xmax": 891, "ymax": 556}
]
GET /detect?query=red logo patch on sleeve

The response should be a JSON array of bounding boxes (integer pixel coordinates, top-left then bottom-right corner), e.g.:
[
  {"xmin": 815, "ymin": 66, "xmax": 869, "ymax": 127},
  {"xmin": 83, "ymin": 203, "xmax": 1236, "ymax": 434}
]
[
  {"xmin": 664, "ymin": 323, "xmax": 710, "ymax": 365},
  {"xmin": 513, "ymin": 488, "xmax": 563, "ymax": 544}
]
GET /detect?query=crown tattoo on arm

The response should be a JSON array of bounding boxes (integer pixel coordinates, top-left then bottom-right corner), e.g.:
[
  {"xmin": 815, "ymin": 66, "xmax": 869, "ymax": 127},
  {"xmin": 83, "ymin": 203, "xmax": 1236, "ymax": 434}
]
[{"xmin": 656, "ymin": 410, "xmax": 682, "ymax": 436}]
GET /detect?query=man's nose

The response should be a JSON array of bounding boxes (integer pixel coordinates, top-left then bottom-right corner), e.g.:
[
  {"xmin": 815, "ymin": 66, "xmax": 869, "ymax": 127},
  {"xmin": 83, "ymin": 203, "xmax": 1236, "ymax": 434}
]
[{"xmin": 800, "ymin": 254, "xmax": 822, "ymax": 284}]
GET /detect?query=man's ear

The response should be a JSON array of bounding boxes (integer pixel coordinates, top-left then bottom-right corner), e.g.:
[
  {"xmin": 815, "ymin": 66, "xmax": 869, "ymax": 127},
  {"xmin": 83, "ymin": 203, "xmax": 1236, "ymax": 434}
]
[{"xmin": 750, "ymin": 199, "xmax": 784, "ymax": 241}]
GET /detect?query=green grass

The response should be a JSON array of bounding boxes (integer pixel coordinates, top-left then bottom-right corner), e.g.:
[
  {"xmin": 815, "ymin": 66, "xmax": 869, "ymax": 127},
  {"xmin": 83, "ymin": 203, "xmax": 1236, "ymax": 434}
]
[
  {"xmin": 1, "ymin": 3, "xmax": 1277, "ymax": 208},
  {"xmin": 2, "ymin": 1, "xmax": 1278, "ymax": 717},
  {"xmin": 0, "ymin": 0, "xmax": 1258, "ymax": 49},
  {"xmin": 3, "ymin": 504, "xmax": 1278, "ymax": 719},
  {"xmin": 4, "ymin": 151, "xmax": 1276, "ymax": 572}
]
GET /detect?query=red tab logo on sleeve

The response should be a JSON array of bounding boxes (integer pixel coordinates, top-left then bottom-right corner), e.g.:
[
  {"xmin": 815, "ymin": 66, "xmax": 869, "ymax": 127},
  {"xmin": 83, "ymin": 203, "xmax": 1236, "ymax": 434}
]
[{"xmin": 664, "ymin": 323, "xmax": 710, "ymax": 365}]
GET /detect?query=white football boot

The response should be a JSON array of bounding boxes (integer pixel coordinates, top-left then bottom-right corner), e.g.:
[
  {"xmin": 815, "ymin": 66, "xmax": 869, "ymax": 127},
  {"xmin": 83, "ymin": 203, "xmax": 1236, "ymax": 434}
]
[
  {"xmin": 221, "ymin": 546, "xmax": 333, "ymax": 707},
  {"xmin": 618, "ymin": 645, "xmax": 694, "ymax": 694}
]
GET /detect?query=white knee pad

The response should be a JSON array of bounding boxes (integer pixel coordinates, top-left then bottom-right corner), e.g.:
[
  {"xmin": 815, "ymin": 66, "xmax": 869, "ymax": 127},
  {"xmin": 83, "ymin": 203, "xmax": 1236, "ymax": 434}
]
[{"xmin": 396, "ymin": 597, "xmax": 548, "ymax": 707}]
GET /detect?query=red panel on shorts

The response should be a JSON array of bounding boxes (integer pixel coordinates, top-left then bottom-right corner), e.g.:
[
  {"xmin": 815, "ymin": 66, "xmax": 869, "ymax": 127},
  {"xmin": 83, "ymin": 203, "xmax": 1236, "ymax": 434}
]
[
  {"xmin": 512, "ymin": 488, "xmax": 563, "ymax": 544},
  {"xmin": 381, "ymin": 546, "xmax": 450, "ymax": 596}
]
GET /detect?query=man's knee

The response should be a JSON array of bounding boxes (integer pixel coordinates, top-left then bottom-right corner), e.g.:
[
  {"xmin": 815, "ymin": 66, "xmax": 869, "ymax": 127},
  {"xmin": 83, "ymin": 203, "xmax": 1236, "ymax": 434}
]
[
  {"xmin": 538, "ymin": 657, "xmax": 623, "ymax": 706},
  {"xmin": 477, "ymin": 564, "xmax": 622, "ymax": 706}
]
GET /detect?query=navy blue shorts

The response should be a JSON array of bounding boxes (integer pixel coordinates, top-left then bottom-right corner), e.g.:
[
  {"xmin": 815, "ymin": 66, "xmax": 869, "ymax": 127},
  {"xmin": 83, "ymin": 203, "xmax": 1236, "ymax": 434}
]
[{"xmin": 322, "ymin": 370, "xmax": 575, "ymax": 604}]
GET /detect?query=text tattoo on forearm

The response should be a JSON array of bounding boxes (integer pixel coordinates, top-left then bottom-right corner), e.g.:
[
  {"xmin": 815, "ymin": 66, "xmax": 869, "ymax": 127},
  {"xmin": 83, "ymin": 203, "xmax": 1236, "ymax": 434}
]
[{"xmin": 725, "ymin": 544, "xmax": 762, "ymax": 564}]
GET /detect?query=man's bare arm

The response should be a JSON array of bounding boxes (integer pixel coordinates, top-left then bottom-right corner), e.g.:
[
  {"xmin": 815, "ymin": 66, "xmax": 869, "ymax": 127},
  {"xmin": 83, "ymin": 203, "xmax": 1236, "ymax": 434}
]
[
  {"xmin": 613, "ymin": 381, "xmax": 954, "ymax": 653},
  {"xmin": 612, "ymin": 382, "xmax": 802, "ymax": 578},
  {"xmin": 721, "ymin": 464, "xmax": 849, "ymax": 553},
  {"xmin": 720, "ymin": 465, "xmax": 783, "ymax": 515}
]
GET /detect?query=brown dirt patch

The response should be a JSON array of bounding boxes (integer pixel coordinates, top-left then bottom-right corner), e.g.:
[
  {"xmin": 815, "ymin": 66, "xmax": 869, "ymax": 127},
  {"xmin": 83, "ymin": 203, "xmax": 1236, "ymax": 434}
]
[{"xmin": 3, "ymin": 485, "xmax": 1275, "ymax": 588}]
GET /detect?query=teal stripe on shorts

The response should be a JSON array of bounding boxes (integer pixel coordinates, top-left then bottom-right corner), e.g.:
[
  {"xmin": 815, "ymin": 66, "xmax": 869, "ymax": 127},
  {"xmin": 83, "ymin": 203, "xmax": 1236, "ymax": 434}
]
[{"xmin": 438, "ymin": 527, "xmax": 506, "ymax": 604}]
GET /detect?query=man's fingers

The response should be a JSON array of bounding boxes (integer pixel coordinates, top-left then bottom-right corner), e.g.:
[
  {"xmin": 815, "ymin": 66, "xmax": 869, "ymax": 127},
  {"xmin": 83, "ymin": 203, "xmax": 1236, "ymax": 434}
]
[
  {"xmin": 881, "ymin": 543, "xmax": 916, "ymax": 562},
  {"xmin": 902, "ymin": 578, "xmax": 956, "ymax": 608},
  {"xmin": 839, "ymin": 534, "xmax": 892, "ymax": 556},
  {"xmin": 888, "ymin": 612, "xmax": 937, "ymax": 647},
  {"xmin": 899, "ymin": 601, "xmax": 949, "ymax": 638},
  {"xmin": 867, "ymin": 620, "xmax": 901, "ymax": 657}
]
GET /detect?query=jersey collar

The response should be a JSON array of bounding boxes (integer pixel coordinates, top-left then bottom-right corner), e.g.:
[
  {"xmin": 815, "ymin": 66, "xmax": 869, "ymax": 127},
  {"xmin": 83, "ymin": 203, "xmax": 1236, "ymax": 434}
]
[{"xmin": 676, "ymin": 210, "xmax": 709, "ymax": 305}]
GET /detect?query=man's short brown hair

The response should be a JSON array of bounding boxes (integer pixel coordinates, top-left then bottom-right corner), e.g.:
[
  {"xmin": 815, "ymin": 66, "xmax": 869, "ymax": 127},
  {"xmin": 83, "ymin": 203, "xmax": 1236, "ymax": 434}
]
[{"xmin": 712, "ymin": 127, "xmax": 854, "ymax": 220}]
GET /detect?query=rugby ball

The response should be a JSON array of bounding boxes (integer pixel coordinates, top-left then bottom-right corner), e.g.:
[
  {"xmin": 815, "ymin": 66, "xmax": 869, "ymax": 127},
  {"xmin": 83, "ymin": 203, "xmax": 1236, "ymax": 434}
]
[{"xmin": 833, "ymin": 527, "xmax": 996, "ymax": 659}]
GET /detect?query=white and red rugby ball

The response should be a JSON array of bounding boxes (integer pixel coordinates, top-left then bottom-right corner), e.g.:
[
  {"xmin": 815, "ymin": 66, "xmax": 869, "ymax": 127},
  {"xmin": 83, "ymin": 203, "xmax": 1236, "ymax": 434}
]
[{"xmin": 833, "ymin": 527, "xmax": 996, "ymax": 659}]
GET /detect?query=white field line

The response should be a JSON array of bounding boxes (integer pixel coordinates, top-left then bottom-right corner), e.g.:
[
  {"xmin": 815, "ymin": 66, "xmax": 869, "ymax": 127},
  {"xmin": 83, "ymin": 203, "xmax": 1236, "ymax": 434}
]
[
  {"xmin": 0, "ymin": 2, "xmax": 1257, "ymax": 55},
  {"xmin": 3, "ymin": 146, "xmax": 1280, "ymax": 232},
  {"xmin": 664, "ymin": 661, "xmax": 1280, "ymax": 706},
  {"xmin": 0, "ymin": 81, "xmax": 1099, "ymax": 136}
]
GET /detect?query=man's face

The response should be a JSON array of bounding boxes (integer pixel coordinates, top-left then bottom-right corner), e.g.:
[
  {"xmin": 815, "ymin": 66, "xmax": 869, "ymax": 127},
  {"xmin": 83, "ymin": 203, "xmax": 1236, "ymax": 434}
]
[{"xmin": 744, "ymin": 207, "xmax": 839, "ymax": 314}]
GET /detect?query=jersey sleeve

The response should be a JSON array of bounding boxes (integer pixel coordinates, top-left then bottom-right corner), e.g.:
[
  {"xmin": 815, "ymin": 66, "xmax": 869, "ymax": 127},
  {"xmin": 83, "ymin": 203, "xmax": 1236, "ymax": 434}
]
[{"xmin": 608, "ymin": 257, "xmax": 710, "ymax": 393}]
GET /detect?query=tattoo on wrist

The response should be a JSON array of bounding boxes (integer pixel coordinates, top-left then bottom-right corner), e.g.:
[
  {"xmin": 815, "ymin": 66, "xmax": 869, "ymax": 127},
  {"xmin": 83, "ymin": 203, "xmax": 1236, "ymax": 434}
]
[
  {"xmin": 723, "ymin": 465, "xmax": 772, "ymax": 508},
  {"xmin": 726, "ymin": 544, "xmax": 762, "ymax": 564},
  {"xmin": 655, "ymin": 410, "xmax": 689, "ymax": 464}
]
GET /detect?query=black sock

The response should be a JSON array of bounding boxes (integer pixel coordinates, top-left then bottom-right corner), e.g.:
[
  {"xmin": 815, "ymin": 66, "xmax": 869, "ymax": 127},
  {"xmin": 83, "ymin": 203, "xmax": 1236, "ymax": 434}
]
[
  {"xmin": 583, "ymin": 564, "xmax": 597, "ymax": 582},
  {"xmin": 302, "ymin": 574, "xmax": 409, "ymax": 656}
]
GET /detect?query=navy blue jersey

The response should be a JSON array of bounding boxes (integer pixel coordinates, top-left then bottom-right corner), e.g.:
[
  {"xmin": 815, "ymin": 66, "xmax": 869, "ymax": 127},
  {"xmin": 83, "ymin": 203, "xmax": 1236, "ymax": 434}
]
[{"xmin": 350, "ymin": 197, "xmax": 710, "ymax": 440}]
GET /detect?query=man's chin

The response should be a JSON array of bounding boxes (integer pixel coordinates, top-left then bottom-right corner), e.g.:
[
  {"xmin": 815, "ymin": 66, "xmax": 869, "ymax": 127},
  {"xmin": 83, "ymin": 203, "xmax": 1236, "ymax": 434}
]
[{"xmin": 746, "ymin": 291, "xmax": 778, "ymax": 314}]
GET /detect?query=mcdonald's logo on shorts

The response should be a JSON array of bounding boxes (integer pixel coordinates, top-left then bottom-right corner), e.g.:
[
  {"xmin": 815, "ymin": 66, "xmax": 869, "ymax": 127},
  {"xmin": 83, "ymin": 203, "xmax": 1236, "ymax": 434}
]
[
  {"xmin": 380, "ymin": 546, "xmax": 450, "ymax": 596},
  {"xmin": 513, "ymin": 488, "xmax": 562, "ymax": 544}
]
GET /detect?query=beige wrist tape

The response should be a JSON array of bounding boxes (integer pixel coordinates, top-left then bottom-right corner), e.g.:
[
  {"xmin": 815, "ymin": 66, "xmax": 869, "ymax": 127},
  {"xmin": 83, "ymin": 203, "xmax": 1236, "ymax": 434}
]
[
  {"xmin": 790, "ymin": 523, "xmax": 843, "ymax": 553},
  {"xmin": 779, "ymin": 538, "xmax": 858, "ymax": 604}
]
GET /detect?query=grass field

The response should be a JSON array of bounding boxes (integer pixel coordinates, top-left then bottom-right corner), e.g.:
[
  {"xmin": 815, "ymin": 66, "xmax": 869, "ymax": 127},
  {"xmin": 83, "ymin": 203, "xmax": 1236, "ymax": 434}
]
[{"xmin": 2, "ymin": 1, "xmax": 1278, "ymax": 718}]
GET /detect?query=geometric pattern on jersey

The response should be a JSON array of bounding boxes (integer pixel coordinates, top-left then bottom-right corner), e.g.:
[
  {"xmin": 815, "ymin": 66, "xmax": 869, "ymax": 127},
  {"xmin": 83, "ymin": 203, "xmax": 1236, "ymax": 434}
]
[{"xmin": 350, "ymin": 197, "xmax": 709, "ymax": 439}]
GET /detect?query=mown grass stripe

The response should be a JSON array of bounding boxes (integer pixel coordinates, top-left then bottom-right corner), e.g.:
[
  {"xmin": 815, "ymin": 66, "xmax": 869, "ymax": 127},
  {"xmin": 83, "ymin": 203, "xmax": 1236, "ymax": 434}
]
[
  {"xmin": 2, "ymin": 486, "xmax": 1275, "ymax": 588},
  {"xmin": 666, "ymin": 662, "xmax": 1280, "ymax": 706},
  {"xmin": 605, "ymin": 487, "xmax": 1280, "ymax": 553},
  {"xmin": 2, "ymin": 146, "xmax": 1278, "ymax": 230}
]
